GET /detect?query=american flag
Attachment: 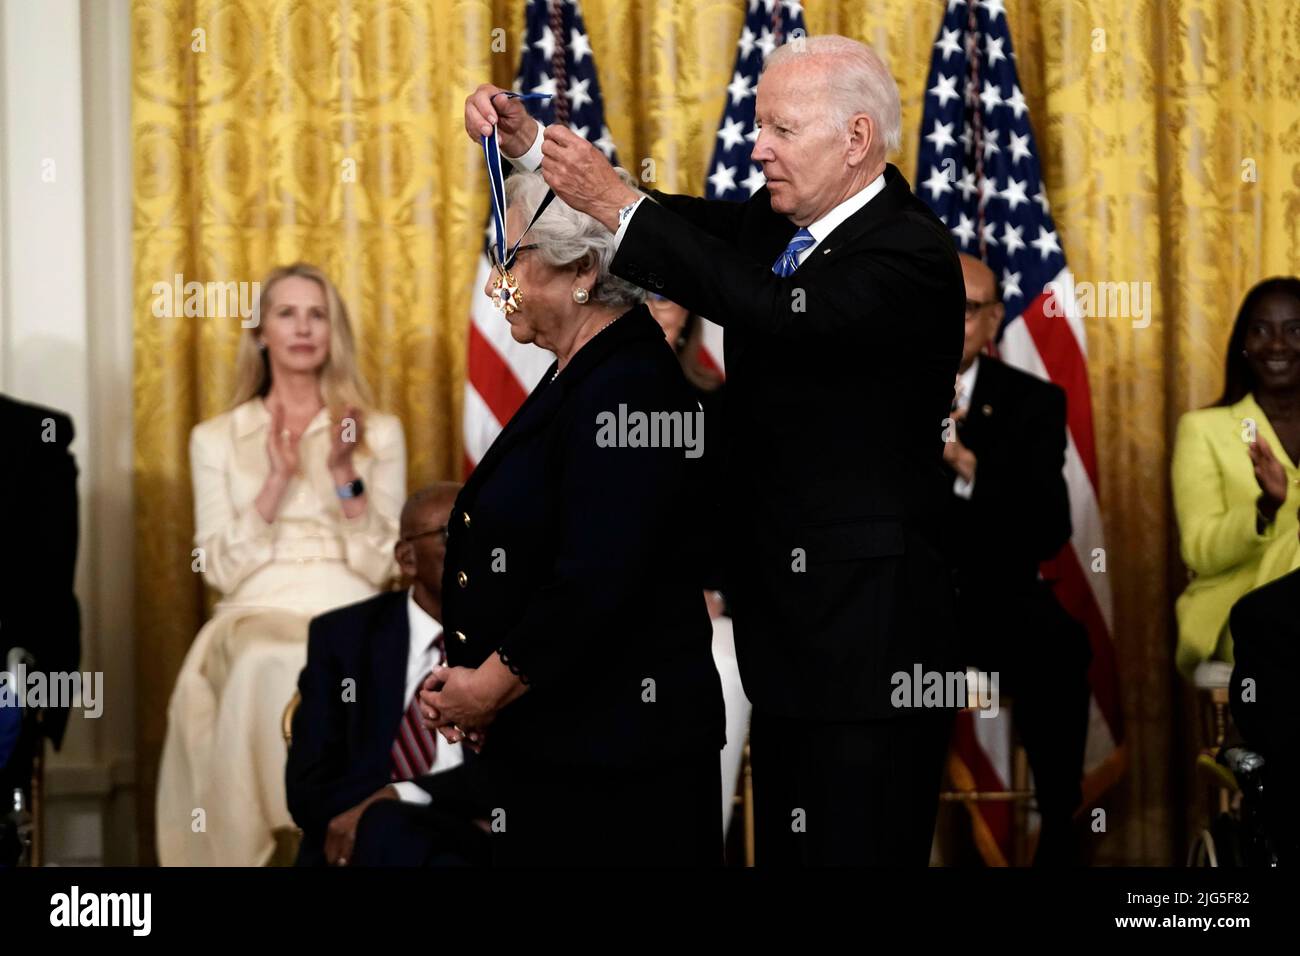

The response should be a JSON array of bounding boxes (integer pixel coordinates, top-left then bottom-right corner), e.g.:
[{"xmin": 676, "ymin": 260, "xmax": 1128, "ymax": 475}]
[
  {"xmin": 463, "ymin": 0, "xmax": 618, "ymax": 474},
  {"xmin": 694, "ymin": 0, "xmax": 809, "ymax": 375},
  {"xmin": 915, "ymin": 0, "xmax": 1123, "ymax": 864}
]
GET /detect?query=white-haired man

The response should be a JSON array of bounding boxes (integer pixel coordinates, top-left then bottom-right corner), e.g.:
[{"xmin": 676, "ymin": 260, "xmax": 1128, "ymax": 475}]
[{"xmin": 464, "ymin": 35, "xmax": 964, "ymax": 865}]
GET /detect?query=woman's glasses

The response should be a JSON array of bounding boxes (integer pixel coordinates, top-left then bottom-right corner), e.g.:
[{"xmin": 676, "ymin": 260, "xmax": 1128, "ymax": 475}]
[{"xmin": 485, "ymin": 237, "xmax": 541, "ymax": 273}]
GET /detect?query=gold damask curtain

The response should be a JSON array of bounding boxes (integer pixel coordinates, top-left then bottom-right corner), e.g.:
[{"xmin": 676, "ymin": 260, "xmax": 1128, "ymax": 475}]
[{"xmin": 133, "ymin": 0, "xmax": 1300, "ymax": 862}]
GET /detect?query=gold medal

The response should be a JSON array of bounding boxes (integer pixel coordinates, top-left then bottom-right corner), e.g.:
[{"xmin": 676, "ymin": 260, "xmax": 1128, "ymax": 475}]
[{"xmin": 492, "ymin": 267, "xmax": 523, "ymax": 315}]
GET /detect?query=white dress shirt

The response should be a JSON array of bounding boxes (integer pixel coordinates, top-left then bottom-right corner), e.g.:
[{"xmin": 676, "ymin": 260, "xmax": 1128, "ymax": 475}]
[
  {"xmin": 951, "ymin": 356, "xmax": 980, "ymax": 500},
  {"xmin": 391, "ymin": 589, "xmax": 464, "ymax": 805},
  {"xmin": 505, "ymin": 123, "xmax": 887, "ymax": 257}
]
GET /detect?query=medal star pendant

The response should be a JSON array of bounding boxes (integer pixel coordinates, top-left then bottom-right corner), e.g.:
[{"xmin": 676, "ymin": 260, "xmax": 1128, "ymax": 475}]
[{"xmin": 492, "ymin": 269, "xmax": 523, "ymax": 315}]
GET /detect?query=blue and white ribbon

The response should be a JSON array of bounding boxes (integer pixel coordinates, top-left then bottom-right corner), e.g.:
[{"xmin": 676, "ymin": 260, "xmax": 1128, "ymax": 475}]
[{"xmin": 482, "ymin": 91, "xmax": 554, "ymax": 272}]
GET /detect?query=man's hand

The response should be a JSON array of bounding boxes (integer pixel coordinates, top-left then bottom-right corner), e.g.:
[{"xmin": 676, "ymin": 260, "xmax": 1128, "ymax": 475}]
[
  {"xmin": 943, "ymin": 407, "xmax": 977, "ymax": 482},
  {"xmin": 539, "ymin": 125, "xmax": 640, "ymax": 232},
  {"xmin": 324, "ymin": 786, "xmax": 398, "ymax": 867},
  {"xmin": 464, "ymin": 83, "xmax": 538, "ymax": 157}
]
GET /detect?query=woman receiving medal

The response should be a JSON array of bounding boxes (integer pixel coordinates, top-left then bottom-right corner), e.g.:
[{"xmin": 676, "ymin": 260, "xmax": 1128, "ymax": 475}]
[{"xmin": 418, "ymin": 109, "xmax": 726, "ymax": 864}]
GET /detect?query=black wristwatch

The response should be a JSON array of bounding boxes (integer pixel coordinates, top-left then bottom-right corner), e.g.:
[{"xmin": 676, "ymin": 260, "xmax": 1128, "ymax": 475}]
[{"xmin": 336, "ymin": 477, "xmax": 365, "ymax": 499}]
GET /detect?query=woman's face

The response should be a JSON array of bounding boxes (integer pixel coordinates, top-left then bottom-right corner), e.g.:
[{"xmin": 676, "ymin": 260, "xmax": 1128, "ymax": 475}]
[
  {"xmin": 483, "ymin": 206, "xmax": 573, "ymax": 351},
  {"xmin": 259, "ymin": 276, "xmax": 330, "ymax": 377},
  {"xmin": 1243, "ymin": 292, "xmax": 1300, "ymax": 393}
]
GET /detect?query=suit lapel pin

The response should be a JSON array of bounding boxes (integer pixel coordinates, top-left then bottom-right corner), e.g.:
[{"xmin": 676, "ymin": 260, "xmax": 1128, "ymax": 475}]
[{"xmin": 981, "ymin": 403, "xmax": 993, "ymax": 417}]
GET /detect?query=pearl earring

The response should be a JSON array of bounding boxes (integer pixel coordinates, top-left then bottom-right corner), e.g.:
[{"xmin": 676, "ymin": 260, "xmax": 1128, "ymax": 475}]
[{"xmin": 573, "ymin": 287, "xmax": 589, "ymax": 304}]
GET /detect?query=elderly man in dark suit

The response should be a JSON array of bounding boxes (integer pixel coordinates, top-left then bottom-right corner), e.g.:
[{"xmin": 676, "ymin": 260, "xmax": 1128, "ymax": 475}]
[
  {"xmin": 941, "ymin": 253, "xmax": 1092, "ymax": 865},
  {"xmin": 464, "ymin": 34, "xmax": 964, "ymax": 865},
  {"xmin": 286, "ymin": 483, "xmax": 487, "ymax": 866}
]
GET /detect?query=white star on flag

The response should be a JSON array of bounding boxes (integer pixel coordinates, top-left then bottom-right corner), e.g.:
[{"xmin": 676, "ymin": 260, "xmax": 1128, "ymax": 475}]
[
  {"xmin": 738, "ymin": 26, "xmax": 756, "ymax": 59},
  {"xmin": 981, "ymin": 0, "xmax": 1007, "ymax": 22},
  {"xmin": 985, "ymin": 34, "xmax": 1006, "ymax": 67},
  {"xmin": 982, "ymin": 128, "xmax": 1001, "ymax": 159},
  {"xmin": 957, "ymin": 169, "xmax": 978, "ymax": 200},
  {"xmin": 929, "ymin": 73, "xmax": 961, "ymax": 108},
  {"xmin": 1005, "ymin": 84, "xmax": 1028, "ymax": 119},
  {"xmin": 935, "ymin": 27, "xmax": 962, "ymax": 61},
  {"xmin": 979, "ymin": 82, "xmax": 1003, "ymax": 114},
  {"xmin": 1008, "ymin": 130, "xmax": 1032, "ymax": 165},
  {"xmin": 951, "ymin": 212, "xmax": 976, "ymax": 246},
  {"xmin": 570, "ymin": 29, "xmax": 592, "ymax": 63},
  {"xmin": 925, "ymin": 119, "xmax": 957, "ymax": 151},
  {"xmin": 922, "ymin": 165, "xmax": 954, "ymax": 201},
  {"xmin": 717, "ymin": 117, "xmax": 747, "ymax": 151},
  {"xmin": 741, "ymin": 165, "xmax": 767, "ymax": 195},
  {"xmin": 568, "ymin": 76, "xmax": 592, "ymax": 112},
  {"xmin": 1002, "ymin": 222, "xmax": 1026, "ymax": 256},
  {"xmin": 594, "ymin": 125, "xmax": 616, "ymax": 158},
  {"xmin": 534, "ymin": 25, "xmax": 556, "ymax": 60},
  {"xmin": 727, "ymin": 71, "xmax": 754, "ymax": 105},
  {"xmin": 708, "ymin": 162, "xmax": 738, "ymax": 195},
  {"xmin": 981, "ymin": 220, "xmax": 999, "ymax": 247},
  {"xmin": 1001, "ymin": 176, "xmax": 1029, "ymax": 210},
  {"xmin": 1030, "ymin": 225, "xmax": 1061, "ymax": 259},
  {"xmin": 1001, "ymin": 268, "xmax": 1022, "ymax": 299}
]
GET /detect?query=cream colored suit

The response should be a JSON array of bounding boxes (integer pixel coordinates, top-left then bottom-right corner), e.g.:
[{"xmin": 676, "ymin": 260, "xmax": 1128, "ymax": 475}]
[{"xmin": 156, "ymin": 398, "xmax": 405, "ymax": 866}]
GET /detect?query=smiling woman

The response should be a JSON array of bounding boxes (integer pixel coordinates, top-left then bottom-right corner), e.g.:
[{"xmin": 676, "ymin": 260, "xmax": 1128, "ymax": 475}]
[{"xmin": 1171, "ymin": 276, "xmax": 1300, "ymax": 676}]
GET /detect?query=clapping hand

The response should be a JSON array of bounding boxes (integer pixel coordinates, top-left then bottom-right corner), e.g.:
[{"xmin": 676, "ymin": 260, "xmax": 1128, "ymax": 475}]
[
  {"xmin": 1249, "ymin": 432, "xmax": 1288, "ymax": 521},
  {"xmin": 327, "ymin": 405, "xmax": 364, "ymax": 474},
  {"xmin": 266, "ymin": 400, "xmax": 300, "ymax": 478}
]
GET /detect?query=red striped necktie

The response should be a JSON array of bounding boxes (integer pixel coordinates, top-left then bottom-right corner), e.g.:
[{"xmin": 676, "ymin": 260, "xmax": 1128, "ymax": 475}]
[{"xmin": 390, "ymin": 634, "xmax": 445, "ymax": 781}]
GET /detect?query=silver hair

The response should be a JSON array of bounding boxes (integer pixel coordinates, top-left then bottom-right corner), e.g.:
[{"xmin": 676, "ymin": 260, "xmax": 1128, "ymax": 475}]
[
  {"xmin": 763, "ymin": 34, "xmax": 902, "ymax": 156},
  {"xmin": 503, "ymin": 169, "xmax": 646, "ymax": 309}
]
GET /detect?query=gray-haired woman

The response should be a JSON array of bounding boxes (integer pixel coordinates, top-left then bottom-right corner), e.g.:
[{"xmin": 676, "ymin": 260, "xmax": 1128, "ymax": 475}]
[{"xmin": 417, "ymin": 170, "xmax": 726, "ymax": 865}]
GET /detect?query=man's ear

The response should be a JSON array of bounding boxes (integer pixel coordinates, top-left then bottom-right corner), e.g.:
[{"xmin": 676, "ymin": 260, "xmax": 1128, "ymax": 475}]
[
  {"xmin": 847, "ymin": 112, "xmax": 875, "ymax": 167},
  {"xmin": 395, "ymin": 540, "xmax": 415, "ymax": 578}
]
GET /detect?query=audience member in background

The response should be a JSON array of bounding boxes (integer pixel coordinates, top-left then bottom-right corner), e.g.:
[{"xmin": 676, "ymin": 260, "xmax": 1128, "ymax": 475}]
[
  {"xmin": 288, "ymin": 484, "xmax": 487, "ymax": 867},
  {"xmin": 1229, "ymin": 564, "xmax": 1300, "ymax": 863},
  {"xmin": 940, "ymin": 254, "xmax": 1091, "ymax": 865},
  {"xmin": 647, "ymin": 297, "xmax": 750, "ymax": 838},
  {"xmin": 156, "ymin": 263, "xmax": 406, "ymax": 866},
  {"xmin": 1173, "ymin": 277, "xmax": 1300, "ymax": 677},
  {"xmin": 0, "ymin": 395, "xmax": 80, "ymax": 749},
  {"xmin": 0, "ymin": 395, "xmax": 79, "ymax": 866}
]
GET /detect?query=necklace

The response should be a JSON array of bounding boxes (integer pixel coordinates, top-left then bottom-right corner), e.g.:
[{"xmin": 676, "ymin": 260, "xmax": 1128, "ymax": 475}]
[{"xmin": 551, "ymin": 314, "xmax": 621, "ymax": 382}]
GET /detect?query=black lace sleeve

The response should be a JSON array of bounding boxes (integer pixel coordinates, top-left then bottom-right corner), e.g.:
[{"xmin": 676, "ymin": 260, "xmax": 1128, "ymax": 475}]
[{"xmin": 497, "ymin": 647, "xmax": 532, "ymax": 686}]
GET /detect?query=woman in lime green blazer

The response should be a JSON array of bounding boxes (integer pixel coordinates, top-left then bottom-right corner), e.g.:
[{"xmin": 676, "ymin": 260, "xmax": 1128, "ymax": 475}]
[{"xmin": 1172, "ymin": 277, "xmax": 1300, "ymax": 677}]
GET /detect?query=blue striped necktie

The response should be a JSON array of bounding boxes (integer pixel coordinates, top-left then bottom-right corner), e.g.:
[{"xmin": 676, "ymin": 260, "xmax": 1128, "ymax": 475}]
[{"xmin": 771, "ymin": 228, "xmax": 815, "ymax": 277}]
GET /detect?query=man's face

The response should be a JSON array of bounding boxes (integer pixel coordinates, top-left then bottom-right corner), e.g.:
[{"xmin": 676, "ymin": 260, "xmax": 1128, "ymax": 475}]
[
  {"xmin": 752, "ymin": 61, "xmax": 862, "ymax": 227},
  {"xmin": 959, "ymin": 256, "xmax": 1003, "ymax": 369},
  {"xmin": 397, "ymin": 497, "xmax": 454, "ymax": 596}
]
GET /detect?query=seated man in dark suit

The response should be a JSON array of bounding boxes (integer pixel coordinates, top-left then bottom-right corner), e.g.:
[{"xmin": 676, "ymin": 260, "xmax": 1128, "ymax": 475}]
[
  {"xmin": 1230, "ymin": 566, "xmax": 1300, "ymax": 862},
  {"xmin": 286, "ymin": 482, "xmax": 487, "ymax": 866},
  {"xmin": 940, "ymin": 254, "xmax": 1092, "ymax": 865}
]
